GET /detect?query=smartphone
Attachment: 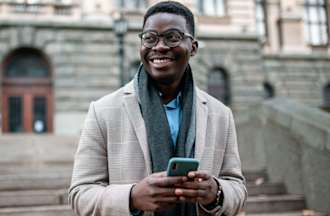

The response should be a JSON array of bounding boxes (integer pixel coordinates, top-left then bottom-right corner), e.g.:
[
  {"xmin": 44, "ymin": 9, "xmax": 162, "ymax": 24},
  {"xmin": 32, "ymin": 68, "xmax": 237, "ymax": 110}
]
[{"xmin": 167, "ymin": 157, "xmax": 199, "ymax": 176}]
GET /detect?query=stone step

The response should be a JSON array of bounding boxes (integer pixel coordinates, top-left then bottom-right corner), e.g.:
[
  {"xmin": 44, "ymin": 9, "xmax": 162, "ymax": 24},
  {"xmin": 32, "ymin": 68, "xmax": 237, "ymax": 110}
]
[
  {"xmin": 0, "ymin": 207, "xmax": 326, "ymax": 216},
  {"xmin": 245, "ymin": 210, "xmax": 327, "ymax": 216},
  {"xmin": 0, "ymin": 174, "xmax": 71, "ymax": 191},
  {"xmin": 247, "ymin": 182, "xmax": 286, "ymax": 196},
  {"xmin": 243, "ymin": 170, "xmax": 268, "ymax": 183},
  {"xmin": 0, "ymin": 199, "xmax": 309, "ymax": 216},
  {"xmin": 0, "ymin": 190, "xmax": 304, "ymax": 214},
  {"xmin": 0, "ymin": 176, "xmax": 283, "ymax": 194},
  {"xmin": 0, "ymin": 205, "xmax": 73, "ymax": 216},
  {"xmin": 245, "ymin": 195, "xmax": 306, "ymax": 213},
  {"xmin": 0, "ymin": 190, "xmax": 67, "ymax": 208},
  {"xmin": 0, "ymin": 179, "xmax": 285, "ymax": 196},
  {"xmin": 0, "ymin": 171, "xmax": 268, "ymax": 191},
  {"xmin": 246, "ymin": 212, "xmax": 303, "ymax": 216},
  {"xmin": 0, "ymin": 164, "xmax": 73, "ymax": 176}
]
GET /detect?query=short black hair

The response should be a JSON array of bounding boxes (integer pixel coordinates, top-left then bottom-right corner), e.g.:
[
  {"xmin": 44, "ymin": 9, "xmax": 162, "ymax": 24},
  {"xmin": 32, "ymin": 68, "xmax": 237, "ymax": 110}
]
[{"xmin": 142, "ymin": 1, "xmax": 195, "ymax": 37}]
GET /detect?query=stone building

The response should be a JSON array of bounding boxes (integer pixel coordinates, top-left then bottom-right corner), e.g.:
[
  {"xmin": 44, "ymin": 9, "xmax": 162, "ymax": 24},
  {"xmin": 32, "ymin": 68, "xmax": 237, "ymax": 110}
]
[{"xmin": 0, "ymin": 0, "xmax": 329, "ymax": 135}]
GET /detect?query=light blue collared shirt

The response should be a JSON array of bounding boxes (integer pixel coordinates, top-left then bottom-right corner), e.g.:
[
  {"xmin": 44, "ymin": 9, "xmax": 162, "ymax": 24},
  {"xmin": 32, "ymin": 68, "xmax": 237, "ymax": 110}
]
[{"xmin": 163, "ymin": 93, "xmax": 182, "ymax": 146}]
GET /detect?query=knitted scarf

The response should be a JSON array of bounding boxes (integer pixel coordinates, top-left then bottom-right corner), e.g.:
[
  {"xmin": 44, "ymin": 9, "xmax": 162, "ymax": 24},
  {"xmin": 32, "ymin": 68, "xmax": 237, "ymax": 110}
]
[{"xmin": 135, "ymin": 64, "xmax": 197, "ymax": 216}]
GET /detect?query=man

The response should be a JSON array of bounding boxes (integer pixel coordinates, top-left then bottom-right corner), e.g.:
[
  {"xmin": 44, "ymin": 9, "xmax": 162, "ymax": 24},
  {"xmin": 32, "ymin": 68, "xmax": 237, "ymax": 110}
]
[{"xmin": 69, "ymin": 1, "xmax": 247, "ymax": 216}]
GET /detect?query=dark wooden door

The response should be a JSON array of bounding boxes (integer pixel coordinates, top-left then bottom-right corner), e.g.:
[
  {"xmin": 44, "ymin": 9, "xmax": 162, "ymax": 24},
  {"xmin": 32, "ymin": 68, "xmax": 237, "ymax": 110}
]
[
  {"xmin": 2, "ymin": 83, "xmax": 53, "ymax": 133},
  {"xmin": 1, "ymin": 48, "xmax": 53, "ymax": 133}
]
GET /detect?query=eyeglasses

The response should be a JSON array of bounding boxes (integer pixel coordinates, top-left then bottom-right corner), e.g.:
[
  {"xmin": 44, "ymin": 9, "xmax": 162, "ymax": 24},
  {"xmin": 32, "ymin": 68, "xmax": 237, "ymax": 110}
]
[{"xmin": 138, "ymin": 29, "xmax": 194, "ymax": 48}]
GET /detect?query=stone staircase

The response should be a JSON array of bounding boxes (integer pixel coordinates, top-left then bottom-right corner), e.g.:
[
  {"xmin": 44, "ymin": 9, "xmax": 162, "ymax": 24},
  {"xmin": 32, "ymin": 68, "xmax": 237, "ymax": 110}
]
[
  {"xmin": 243, "ymin": 171, "xmax": 311, "ymax": 216},
  {"xmin": 0, "ymin": 169, "xmax": 324, "ymax": 216},
  {"xmin": 0, "ymin": 135, "xmax": 76, "ymax": 215},
  {"xmin": 0, "ymin": 166, "xmax": 73, "ymax": 216}
]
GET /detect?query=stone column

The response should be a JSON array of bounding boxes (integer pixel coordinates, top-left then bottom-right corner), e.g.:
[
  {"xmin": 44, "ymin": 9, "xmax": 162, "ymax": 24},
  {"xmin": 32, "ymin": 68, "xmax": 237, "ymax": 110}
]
[
  {"xmin": 264, "ymin": 0, "xmax": 281, "ymax": 53},
  {"xmin": 277, "ymin": 0, "xmax": 306, "ymax": 53},
  {"xmin": 278, "ymin": 14, "xmax": 305, "ymax": 52}
]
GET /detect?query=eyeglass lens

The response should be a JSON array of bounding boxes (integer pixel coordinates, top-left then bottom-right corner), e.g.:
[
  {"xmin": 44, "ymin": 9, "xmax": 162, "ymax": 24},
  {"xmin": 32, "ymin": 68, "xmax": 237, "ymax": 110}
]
[{"xmin": 141, "ymin": 30, "xmax": 184, "ymax": 48}]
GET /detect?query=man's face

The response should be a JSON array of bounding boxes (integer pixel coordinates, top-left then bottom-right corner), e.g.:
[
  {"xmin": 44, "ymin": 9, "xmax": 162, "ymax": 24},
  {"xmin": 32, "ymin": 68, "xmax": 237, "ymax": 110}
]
[{"xmin": 139, "ymin": 13, "xmax": 198, "ymax": 86}]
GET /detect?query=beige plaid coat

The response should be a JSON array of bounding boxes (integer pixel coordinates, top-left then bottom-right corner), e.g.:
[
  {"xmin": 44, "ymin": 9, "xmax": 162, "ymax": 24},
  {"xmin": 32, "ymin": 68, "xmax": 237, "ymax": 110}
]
[{"xmin": 69, "ymin": 81, "xmax": 247, "ymax": 216}]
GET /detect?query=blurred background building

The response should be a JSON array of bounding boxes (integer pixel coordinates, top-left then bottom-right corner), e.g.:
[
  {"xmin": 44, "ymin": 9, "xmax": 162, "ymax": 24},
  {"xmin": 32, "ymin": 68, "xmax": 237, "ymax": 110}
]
[
  {"xmin": 0, "ymin": 0, "xmax": 329, "ymax": 135},
  {"xmin": 0, "ymin": 0, "xmax": 329, "ymax": 215}
]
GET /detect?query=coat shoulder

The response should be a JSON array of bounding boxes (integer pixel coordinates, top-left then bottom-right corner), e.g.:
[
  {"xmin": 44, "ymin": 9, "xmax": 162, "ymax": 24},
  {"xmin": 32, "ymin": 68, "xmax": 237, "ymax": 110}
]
[
  {"xmin": 196, "ymin": 88, "xmax": 231, "ymax": 114},
  {"xmin": 93, "ymin": 81, "xmax": 135, "ymax": 109}
]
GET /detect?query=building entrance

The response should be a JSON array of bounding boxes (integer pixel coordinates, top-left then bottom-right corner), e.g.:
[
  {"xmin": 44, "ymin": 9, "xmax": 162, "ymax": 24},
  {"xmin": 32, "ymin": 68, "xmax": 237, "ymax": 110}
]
[{"xmin": 1, "ymin": 48, "xmax": 53, "ymax": 133}]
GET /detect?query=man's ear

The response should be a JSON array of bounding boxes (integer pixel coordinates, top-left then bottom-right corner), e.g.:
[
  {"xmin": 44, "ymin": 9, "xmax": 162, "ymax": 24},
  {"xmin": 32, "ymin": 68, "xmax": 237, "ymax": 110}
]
[{"xmin": 190, "ymin": 40, "xmax": 198, "ymax": 57}]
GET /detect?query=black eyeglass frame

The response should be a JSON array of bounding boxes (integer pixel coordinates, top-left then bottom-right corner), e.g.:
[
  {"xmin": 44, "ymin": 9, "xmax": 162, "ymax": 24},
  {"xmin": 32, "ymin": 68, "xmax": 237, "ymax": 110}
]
[{"xmin": 138, "ymin": 28, "xmax": 194, "ymax": 48}]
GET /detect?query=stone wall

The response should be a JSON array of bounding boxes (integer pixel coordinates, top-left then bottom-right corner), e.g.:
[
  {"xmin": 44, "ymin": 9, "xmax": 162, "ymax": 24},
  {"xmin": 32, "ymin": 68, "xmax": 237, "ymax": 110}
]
[
  {"xmin": 0, "ymin": 21, "xmax": 142, "ymax": 134},
  {"xmin": 0, "ymin": 20, "xmax": 265, "ymax": 134},
  {"xmin": 263, "ymin": 54, "xmax": 330, "ymax": 107},
  {"xmin": 2, "ymin": 20, "xmax": 328, "ymax": 135},
  {"xmin": 237, "ymin": 98, "xmax": 330, "ymax": 213},
  {"xmin": 192, "ymin": 33, "xmax": 265, "ymax": 112}
]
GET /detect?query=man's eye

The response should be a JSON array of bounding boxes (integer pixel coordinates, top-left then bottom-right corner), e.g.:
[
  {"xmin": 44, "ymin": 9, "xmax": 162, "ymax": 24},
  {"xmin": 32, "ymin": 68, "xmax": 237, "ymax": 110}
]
[
  {"xmin": 165, "ymin": 33, "xmax": 181, "ymax": 41},
  {"xmin": 143, "ymin": 34, "xmax": 156, "ymax": 42}
]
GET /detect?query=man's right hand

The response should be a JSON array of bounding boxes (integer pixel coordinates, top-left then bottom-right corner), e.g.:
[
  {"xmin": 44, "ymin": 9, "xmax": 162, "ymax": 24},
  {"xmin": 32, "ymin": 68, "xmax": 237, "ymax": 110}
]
[{"xmin": 130, "ymin": 171, "xmax": 186, "ymax": 212}]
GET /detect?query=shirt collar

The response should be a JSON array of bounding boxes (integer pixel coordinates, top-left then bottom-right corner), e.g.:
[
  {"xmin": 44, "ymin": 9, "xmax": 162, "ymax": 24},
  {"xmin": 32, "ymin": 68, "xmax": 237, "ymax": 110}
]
[{"xmin": 163, "ymin": 92, "xmax": 182, "ymax": 109}]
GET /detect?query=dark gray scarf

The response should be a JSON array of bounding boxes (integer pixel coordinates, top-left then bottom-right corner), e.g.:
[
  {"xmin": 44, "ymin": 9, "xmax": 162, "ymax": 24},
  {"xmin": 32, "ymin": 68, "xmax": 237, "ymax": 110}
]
[{"xmin": 135, "ymin": 64, "xmax": 197, "ymax": 216}]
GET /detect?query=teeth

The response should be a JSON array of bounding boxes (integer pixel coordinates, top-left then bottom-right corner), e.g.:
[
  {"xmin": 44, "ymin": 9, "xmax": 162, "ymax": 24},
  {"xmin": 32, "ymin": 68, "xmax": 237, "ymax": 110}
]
[{"xmin": 152, "ymin": 58, "xmax": 171, "ymax": 63}]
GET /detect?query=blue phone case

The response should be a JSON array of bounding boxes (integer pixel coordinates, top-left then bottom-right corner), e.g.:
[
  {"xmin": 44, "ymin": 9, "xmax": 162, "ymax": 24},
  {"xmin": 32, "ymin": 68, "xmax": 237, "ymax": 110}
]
[{"xmin": 167, "ymin": 157, "xmax": 199, "ymax": 176}]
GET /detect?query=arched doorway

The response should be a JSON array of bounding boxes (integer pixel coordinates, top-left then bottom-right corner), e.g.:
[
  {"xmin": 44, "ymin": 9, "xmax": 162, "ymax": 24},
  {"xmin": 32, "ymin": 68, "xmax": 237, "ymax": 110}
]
[
  {"xmin": 1, "ymin": 47, "xmax": 53, "ymax": 133},
  {"xmin": 207, "ymin": 67, "xmax": 231, "ymax": 106},
  {"xmin": 263, "ymin": 82, "xmax": 275, "ymax": 99},
  {"xmin": 322, "ymin": 83, "xmax": 330, "ymax": 112}
]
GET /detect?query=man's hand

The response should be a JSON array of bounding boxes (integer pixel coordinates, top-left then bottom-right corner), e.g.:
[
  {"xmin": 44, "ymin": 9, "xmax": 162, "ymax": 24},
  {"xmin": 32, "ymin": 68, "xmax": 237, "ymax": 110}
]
[
  {"xmin": 174, "ymin": 171, "xmax": 218, "ymax": 205},
  {"xmin": 130, "ymin": 172, "xmax": 185, "ymax": 212}
]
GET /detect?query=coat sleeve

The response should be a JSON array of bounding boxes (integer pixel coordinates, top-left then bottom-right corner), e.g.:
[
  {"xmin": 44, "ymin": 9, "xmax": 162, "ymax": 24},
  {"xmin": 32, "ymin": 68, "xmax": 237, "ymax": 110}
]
[
  {"xmin": 68, "ymin": 102, "xmax": 134, "ymax": 216},
  {"xmin": 198, "ymin": 108, "xmax": 247, "ymax": 216}
]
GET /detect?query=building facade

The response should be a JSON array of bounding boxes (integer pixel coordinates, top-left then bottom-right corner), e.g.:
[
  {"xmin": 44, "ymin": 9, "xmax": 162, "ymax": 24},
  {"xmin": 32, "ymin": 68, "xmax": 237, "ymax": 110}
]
[{"xmin": 0, "ymin": 0, "xmax": 329, "ymax": 135}]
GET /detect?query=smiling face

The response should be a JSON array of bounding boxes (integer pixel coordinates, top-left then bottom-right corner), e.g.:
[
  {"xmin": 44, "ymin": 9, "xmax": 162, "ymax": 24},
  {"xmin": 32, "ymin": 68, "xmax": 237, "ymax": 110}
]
[{"xmin": 139, "ymin": 13, "xmax": 198, "ymax": 87}]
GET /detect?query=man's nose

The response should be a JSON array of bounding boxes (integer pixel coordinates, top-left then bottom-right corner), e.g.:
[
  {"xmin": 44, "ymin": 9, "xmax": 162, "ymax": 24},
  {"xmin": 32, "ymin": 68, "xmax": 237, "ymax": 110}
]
[{"xmin": 152, "ymin": 37, "xmax": 170, "ymax": 51}]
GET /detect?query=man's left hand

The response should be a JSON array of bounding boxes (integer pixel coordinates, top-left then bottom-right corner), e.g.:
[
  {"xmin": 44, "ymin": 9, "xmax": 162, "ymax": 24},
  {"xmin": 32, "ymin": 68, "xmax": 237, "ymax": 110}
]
[{"xmin": 174, "ymin": 171, "xmax": 218, "ymax": 205}]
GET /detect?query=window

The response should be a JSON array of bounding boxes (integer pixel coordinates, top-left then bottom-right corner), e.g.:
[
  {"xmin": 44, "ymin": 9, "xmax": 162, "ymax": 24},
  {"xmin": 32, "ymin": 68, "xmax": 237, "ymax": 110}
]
[
  {"xmin": 8, "ymin": 96, "xmax": 23, "ymax": 133},
  {"xmin": 263, "ymin": 82, "xmax": 275, "ymax": 99},
  {"xmin": 54, "ymin": 5, "xmax": 72, "ymax": 15},
  {"xmin": 13, "ymin": 4, "xmax": 42, "ymax": 13},
  {"xmin": 26, "ymin": 0, "xmax": 42, "ymax": 4},
  {"xmin": 4, "ymin": 49, "xmax": 49, "ymax": 78},
  {"xmin": 118, "ymin": 0, "xmax": 147, "ymax": 10},
  {"xmin": 10, "ymin": 0, "xmax": 44, "ymax": 14},
  {"xmin": 207, "ymin": 68, "xmax": 230, "ymax": 105},
  {"xmin": 255, "ymin": 0, "xmax": 268, "ymax": 40},
  {"xmin": 55, "ymin": 0, "xmax": 72, "ymax": 4},
  {"xmin": 54, "ymin": 0, "xmax": 73, "ymax": 15},
  {"xmin": 304, "ymin": 0, "xmax": 329, "ymax": 45},
  {"xmin": 323, "ymin": 83, "xmax": 330, "ymax": 107},
  {"xmin": 33, "ymin": 96, "xmax": 47, "ymax": 133},
  {"xmin": 198, "ymin": 0, "xmax": 225, "ymax": 16}
]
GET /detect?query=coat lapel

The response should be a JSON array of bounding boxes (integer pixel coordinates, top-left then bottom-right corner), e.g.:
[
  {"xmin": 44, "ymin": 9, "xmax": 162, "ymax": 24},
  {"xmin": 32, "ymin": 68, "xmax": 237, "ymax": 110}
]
[
  {"xmin": 121, "ymin": 83, "xmax": 208, "ymax": 174},
  {"xmin": 195, "ymin": 89, "xmax": 208, "ymax": 168},
  {"xmin": 122, "ymin": 82, "xmax": 152, "ymax": 175}
]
